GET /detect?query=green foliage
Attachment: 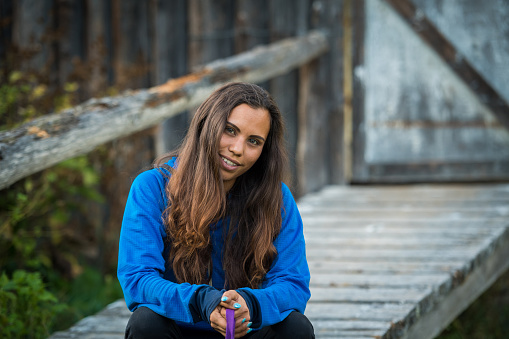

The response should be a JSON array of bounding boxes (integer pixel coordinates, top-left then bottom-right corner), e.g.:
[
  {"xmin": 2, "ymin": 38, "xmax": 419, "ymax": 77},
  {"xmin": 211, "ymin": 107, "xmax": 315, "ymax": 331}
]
[
  {"xmin": 0, "ymin": 270, "xmax": 66, "ymax": 339},
  {"xmin": 0, "ymin": 156, "xmax": 104, "ymax": 277},
  {"xmin": 0, "ymin": 66, "xmax": 126, "ymax": 336},
  {"xmin": 0, "ymin": 70, "xmax": 79, "ymax": 130},
  {"xmin": 50, "ymin": 266, "xmax": 124, "ymax": 331}
]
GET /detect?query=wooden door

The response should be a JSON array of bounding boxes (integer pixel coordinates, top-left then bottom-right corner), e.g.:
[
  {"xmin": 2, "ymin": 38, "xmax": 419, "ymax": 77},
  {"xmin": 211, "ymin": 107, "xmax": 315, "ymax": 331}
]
[{"xmin": 349, "ymin": 0, "xmax": 509, "ymax": 183}]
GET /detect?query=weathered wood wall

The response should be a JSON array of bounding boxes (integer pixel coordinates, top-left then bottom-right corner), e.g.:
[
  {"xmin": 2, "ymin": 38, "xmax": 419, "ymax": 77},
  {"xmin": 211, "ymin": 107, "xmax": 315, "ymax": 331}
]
[
  {"xmin": 350, "ymin": 0, "xmax": 509, "ymax": 183},
  {"xmin": 0, "ymin": 0, "xmax": 345, "ymax": 197},
  {"xmin": 0, "ymin": 31, "xmax": 330, "ymax": 191}
]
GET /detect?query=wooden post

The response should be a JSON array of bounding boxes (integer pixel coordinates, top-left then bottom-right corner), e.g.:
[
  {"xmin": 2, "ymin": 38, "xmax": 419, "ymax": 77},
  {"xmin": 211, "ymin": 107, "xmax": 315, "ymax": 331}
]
[
  {"xmin": 351, "ymin": 0, "xmax": 366, "ymax": 184},
  {"xmin": 342, "ymin": 0, "xmax": 354, "ymax": 183},
  {"xmin": 297, "ymin": 0, "xmax": 345, "ymax": 196}
]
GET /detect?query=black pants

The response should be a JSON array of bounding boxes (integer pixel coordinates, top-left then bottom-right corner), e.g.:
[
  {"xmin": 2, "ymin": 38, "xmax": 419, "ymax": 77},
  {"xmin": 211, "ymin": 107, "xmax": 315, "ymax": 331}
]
[{"xmin": 125, "ymin": 306, "xmax": 315, "ymax": 339}]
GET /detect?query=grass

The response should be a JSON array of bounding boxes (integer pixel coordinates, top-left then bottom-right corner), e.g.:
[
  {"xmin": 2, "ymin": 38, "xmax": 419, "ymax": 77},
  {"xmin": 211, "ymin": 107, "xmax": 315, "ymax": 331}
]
[{"xmin": 50, "ymin": 266, "xmax": 124, "ymax": 334}]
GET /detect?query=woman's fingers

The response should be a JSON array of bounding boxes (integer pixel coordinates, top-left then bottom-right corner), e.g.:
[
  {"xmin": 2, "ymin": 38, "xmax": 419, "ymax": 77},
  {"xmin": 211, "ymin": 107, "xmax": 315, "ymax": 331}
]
[
  {"xmin": 219, "ymin": 290, "xmax": 240, "ymax": 308},
  {"xmin": 216, "ymin": 306, "xmax": 251, "ymax": 338},
  {"xmin": 209, "ymin": 306, "xmax": 227, "ymax": 335},
  {"xmin": 219, "ymin": 290, "xmax": 252, "ymax": 338},
  {"xmin": 220, "ymin": 297, "xmax": 249, "ymax": 320},
  {"xmin": 234, "ymin": 318, "xmax": 252, "ymax": 338}
]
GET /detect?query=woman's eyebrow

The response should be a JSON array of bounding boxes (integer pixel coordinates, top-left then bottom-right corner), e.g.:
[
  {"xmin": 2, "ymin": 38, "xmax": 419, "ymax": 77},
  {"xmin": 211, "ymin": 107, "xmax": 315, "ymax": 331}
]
[{"xmin": 227, "ymin": 122, "xmax": 266, "ymax": 142}]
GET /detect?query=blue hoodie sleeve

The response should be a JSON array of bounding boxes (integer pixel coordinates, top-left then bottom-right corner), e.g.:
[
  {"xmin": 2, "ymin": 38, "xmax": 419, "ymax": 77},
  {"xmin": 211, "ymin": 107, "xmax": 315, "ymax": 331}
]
[
  {"xmin": 237, "ymin": 183, "xmax": 311, "ymax": 329},
  {"xmin": 117, "ymin": 169, "xmax": 213, "ymax": 324}
]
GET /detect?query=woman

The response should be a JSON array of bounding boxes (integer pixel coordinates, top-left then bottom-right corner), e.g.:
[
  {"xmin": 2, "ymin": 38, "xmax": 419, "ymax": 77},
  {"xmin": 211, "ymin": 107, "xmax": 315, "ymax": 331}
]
[{"xmin": 117, "ymin": 82, "xmax": 314, "ymax": 338}]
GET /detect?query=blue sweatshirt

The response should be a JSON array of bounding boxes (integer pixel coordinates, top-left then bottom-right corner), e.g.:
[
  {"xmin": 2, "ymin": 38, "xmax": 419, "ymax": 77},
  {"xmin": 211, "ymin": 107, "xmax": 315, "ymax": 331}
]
[{"xmin": 117, "ymin": 158, "xmax": 311, "ymax": 332}]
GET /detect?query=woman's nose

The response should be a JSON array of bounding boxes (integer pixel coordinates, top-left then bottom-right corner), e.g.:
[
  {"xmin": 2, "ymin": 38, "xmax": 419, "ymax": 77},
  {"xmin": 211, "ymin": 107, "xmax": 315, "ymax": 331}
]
[{"xmin": 228, "ymin": 138, "xmax": 244, "ymax": 155}]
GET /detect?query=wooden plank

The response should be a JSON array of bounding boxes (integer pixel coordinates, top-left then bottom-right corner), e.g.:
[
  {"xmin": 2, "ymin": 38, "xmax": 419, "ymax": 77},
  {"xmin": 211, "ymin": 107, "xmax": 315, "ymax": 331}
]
[
  {"xmin": 0, "ymin": 30, "xmax": 329, "ymax": 190},
  {"xmin": 11, "ymin": 0, "xmax": 53, "ymax": 72},
  {"xmin": 151, "ymin": 0, "xmax": 187, "ymax": 85},
  {"xmin": 322, "ymin": 0, "xmax": 345, "ymax": 186},
  {"xmin": 301, "ymin": 214, "xmax": 508, "ymax": 223},
  {"xmin": 301, "ymin": 220, "xmax": 508, "ymax": 231},
  {"xmin": 305, "ymin": 237, "xmax": 486, "ymax": 248},
  {"xmin": 234, "ymin": 0, "xmax": 269, "ymax": 53},
  {"xmin": 85, "ymin": 0, "xmax": 109, "ymax": 97},
  {"xmin": 111, "ymin": 0, "xmax": 152, "ymax": 88},
  {"xmin": 301, "ymin": 0, "xmax": 346, "ymax": 187},
  {"xmin": 342, "ymin": 0, "xmax": 354, "ymax": 183},
  {"xmin": 351, "ymin": 0, "xmax": 367, "ymax": 186},
  {"xmin": 152, "ymin": 0, "xmax": 189, "ymax": 155},
  {"xmin": 387, "ymin": 228, "xmax": 509, "ymax": 339},
  {"xmin": 305, "ymin": 302, "xmax": 412, "ymax": 320},
  {"xmin": 307, "ymin": 248, "xmax": 480, "ymax": 261},
  {"xmin": 301, "ymin": 200, "xmax": 509, "ymax": 209},
  {"xmin": 0, "ymin": 0, "xmax": 14, "ymax": 61},
  {"xmin": 383, "ymin": 0, "xmax": 509, "ymax": 131},
  {"xmin": 310, "ymin": 287, "xmax": 428, "ymax": 303},
  {"xmin": 55, "ymin": 0, "xmax": 86, "ymax": 89},
  {"xmin": 309, "ymin": 273, "xmax": 448, "ymax": 289},
  {"xmin": 312, "ymin": 327, "xmax": 385, "ymax": 339},
  {"xmin": 297, "ymin": 0, "xmax": 345, "ymax": 195},
  {"xmin": 308, "ymin": 260, "xmax": 462, "ymax": 274},
  {"xmin": 302, "ymin": 211, "xmax": 509, "ymax": 223},
  {"xmin": 269, "ymin": 0, "xmax": 301, "ymax": 191},
  {"xmin": 300, "ymin": 184, "xmax": 509, "ymax": 199},
  {"xmin": 188, "ymin": 0, "xmax": 234, "ymax": 69}
]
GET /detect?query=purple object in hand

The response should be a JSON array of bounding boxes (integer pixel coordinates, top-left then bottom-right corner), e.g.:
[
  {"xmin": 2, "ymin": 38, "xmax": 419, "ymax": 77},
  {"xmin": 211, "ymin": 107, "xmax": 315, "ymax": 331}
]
[{"xmin": 225, "ymin": 308, "xmax": 235, "ymax": 339}]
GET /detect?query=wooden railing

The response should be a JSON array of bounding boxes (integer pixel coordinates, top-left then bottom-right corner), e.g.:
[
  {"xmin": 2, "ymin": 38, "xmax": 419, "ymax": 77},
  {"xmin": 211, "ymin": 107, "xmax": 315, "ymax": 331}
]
[{"xmin": 0, "ymin": 30, "xmax": 328, "ymax": 190}]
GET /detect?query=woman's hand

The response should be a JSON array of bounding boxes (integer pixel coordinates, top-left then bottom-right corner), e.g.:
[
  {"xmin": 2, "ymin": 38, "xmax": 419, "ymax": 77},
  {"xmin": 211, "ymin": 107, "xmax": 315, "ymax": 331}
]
[
  {"xmin": 210, "ymin": 306, "xmax": 228, "ymax": 336},
  {"xmin": 210, "ymin": 290, "xmax": 252, "ymax": 338}
]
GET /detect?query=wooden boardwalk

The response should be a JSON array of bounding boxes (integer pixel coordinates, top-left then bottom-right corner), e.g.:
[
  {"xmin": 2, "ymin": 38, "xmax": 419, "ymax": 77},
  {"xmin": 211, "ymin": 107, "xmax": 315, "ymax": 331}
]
[{"xmin": 49, "ymin": 184, "xmax": 509, "ymax": 339}]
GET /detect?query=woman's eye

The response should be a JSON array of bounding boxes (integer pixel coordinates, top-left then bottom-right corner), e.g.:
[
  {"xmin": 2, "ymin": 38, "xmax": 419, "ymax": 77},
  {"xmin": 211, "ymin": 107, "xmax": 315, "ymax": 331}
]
[
  {"xmin": 225, "ymin": 127, "xmax": 235, "ymax": 134},
  {"xmin": 248, "ymin": 138, "xmax": 260, "ymax": 146}
]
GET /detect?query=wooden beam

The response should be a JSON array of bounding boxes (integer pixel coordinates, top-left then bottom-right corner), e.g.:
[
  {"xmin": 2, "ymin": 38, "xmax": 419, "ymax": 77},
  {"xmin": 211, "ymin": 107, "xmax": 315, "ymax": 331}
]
[
  {"xmin": 342, "ymin": 0, "xmax": 354, "ymax": 183},
  {"xmin": 0, "ymin": 30, "xmax": 329, "ymax": 190},
  {"xmin": 383, "ymin": 0, "xmax": 509, "ymax": 131}
]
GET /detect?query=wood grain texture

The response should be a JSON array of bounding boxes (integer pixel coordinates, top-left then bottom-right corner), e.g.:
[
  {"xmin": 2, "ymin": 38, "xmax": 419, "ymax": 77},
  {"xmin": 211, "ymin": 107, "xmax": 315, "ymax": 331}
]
[
  {"xmin": 353, "ymin": 0, "xmax": 509, "ymax": 183},
  {"xmin": 300, "ymin": 184, "xmax": 509, "ymax": 338},
  {"xmin": 383, "ymin": 0, "xmax": 509, "ymax": 131},
  {"xmin": 268, "ymin": 0, "xmax": 300, "ymax": 191},
  {"xmin": 0, "ymin": 30, "xmax": 328, "ymax": 190},
  {"xmin": 297, "ymin": 0, "xmax": 345, "ymax": 195}
]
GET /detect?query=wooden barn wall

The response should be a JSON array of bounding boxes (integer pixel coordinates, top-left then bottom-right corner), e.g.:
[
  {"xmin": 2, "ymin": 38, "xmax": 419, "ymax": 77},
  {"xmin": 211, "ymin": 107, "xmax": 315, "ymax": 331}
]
[
  {"xmin": 352, "ymin": 0, "xmax": 509, "ymax": 183},
  {"xmin": 1, "ymin": 0, "xmax": 345, "ymax": 228}
]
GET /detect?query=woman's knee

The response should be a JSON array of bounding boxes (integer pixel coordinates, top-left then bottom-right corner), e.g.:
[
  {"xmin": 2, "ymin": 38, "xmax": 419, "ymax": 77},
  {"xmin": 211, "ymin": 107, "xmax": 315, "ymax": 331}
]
[
  {"xmin": 125, "ymin": 307, "xmax": 182, "ymax": 339},
  {"xmin": 270, "ymin": 311, "xmax": 315, "ymax": 338}
]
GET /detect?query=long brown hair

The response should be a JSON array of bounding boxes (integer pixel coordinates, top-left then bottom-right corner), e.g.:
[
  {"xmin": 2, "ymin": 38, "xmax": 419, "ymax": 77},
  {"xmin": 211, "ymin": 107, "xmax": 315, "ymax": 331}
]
[{"xmin": 155, "ymin": 82, "xmax": 288, "ymax": 289}]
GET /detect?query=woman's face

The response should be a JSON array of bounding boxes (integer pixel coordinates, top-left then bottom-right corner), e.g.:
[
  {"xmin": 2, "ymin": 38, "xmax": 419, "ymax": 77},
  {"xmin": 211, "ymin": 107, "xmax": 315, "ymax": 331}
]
[{"xmin": 218, "ymin": 103, "xmax": 271, "ymax": 192}]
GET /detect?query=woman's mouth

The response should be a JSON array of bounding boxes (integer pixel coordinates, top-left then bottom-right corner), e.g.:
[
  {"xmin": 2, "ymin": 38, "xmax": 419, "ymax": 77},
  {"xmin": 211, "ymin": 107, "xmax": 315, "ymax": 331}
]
[{"xmin": 221, "ymin": 156, "xmax": 239, "ymax": 170}]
